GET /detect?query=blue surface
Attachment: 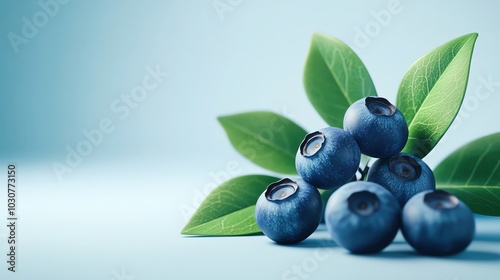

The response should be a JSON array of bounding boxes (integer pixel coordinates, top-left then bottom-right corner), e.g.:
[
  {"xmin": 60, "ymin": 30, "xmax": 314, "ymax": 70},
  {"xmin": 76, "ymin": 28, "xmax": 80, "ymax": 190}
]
[
  {"xmin": 1, "ymin": 165, "xmax": 500, "ymax": 280},
  {"xmin": 1, "ymin": 1, "xmax": 500, "ymax": 279}
]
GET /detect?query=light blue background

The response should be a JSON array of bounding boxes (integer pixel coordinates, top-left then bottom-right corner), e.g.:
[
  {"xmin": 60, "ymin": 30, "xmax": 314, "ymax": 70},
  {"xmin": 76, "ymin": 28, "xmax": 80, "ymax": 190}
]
[{"xmin": 1, "ymin": 0, "xmax": 500, "ymax": 279}]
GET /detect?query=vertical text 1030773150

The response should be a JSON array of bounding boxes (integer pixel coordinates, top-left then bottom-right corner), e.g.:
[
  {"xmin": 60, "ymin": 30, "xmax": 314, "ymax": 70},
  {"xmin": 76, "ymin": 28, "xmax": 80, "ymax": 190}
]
[{"xmin": 7, "ymin": 164, "xmax": 18, "ymax": 273}]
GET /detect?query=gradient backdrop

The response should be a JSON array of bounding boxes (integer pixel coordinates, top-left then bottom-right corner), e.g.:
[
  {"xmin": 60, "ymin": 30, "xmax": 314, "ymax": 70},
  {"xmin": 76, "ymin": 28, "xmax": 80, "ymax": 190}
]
[{"xmin": 1, "ymin": 1, "xmax": 500, "ymax": 279}]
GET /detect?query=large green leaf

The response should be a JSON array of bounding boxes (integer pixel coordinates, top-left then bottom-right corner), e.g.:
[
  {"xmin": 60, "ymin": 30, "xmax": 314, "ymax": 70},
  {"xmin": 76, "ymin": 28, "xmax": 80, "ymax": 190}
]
[
  {"xmin": 218, "ymin": 111, "xmax": 307, "ymax": 174},
  {"xmin": 303, "ymin": 33, "xmax": 376, "ymax": 128},
  {"xmin": 435, "ymin": 133, "xmax": 500, "ymax": 216},
  {"xmin": 397, "ymin": 33, "xmax": 478, "ymax": 158},
  {"xmin": 181, "ymin": 175, "xmax": 279, "ymax": 235}
]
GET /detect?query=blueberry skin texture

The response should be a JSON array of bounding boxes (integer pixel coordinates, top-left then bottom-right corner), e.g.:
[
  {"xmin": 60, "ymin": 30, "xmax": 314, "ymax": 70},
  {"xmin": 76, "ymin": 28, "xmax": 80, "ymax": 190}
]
[
  {"xmin": 402, "ymin": 190, "xmax": 475, "ymax": 256},
  {"xmin": 343, "ymin": 97, "xmax": 408, "ymax": 158},
  {"xmin": 255, "ymin": 178, "xmax": 322, "ymax": 244},
  {"xmin": 295, "ymin": 127, "xmax": 361, "ymax": 190},
  {"xmin": 324, "ymin": 181, "xmax": 401, "ymax": 254},
  {"xmin": 367, "ymin": 153, "xmax": 435, "ymax": 207}
]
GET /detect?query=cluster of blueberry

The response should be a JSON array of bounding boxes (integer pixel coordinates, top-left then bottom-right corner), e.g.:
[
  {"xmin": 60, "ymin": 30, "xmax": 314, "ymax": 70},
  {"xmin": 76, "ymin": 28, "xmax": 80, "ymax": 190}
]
[{"xmin": 254, "ymin": 97, "xmax": 475, "ymax": 256}]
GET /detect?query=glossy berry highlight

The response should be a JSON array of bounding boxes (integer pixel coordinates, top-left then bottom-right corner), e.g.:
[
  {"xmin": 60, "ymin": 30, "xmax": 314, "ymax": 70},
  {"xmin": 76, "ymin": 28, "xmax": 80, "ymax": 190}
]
[
  {"xmin": 295, "ymin": 127, "xmax": 361, "ymax": 190},
  {"xmin": 367, "ymin": 153, "xmax": 435, "ymax": 207},
  {"xmin": 324, "ymin": 181, "xmax": 401, "ymax": 254},
  {"xmin": 343, "ymin": 97, "xmax": 408, "ymax": 158},
  {"xmin": 255, "ymin": 178, "xmax": 322, "ymax": 244},
  {"xmin": 402, "ymin": 190, "xmax": 475, "ymax": 256}
]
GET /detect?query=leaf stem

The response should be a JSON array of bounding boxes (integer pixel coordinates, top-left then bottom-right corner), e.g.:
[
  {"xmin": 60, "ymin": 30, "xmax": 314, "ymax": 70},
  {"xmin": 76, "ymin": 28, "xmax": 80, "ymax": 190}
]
[{"xmin": 358, "ymin": 155, "xmax": 372, "ymax": 181}]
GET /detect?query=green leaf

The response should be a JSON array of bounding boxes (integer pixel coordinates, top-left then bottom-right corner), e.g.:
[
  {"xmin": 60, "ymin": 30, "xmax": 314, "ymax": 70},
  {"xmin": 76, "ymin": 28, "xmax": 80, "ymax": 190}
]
[
  {"xmin": 435, "ymin": 133, "xmax": 500, "ymax": 216},
  {"xmin": 181, "ymin": 175, "xmax": 280, "ymax": 235},
  {"xmin": 397, "ymin": 33, "xmax": 478, "ymax": 158},
  {"xmin": 319, "ymin": 189, "xmax": 334, "ymax": 207},
  {"xmin": 319, "ymin": 189, "xmax": 334, "ymax": 219},
  {"xmin": 218, "ymin": 111, "xmax": 307, "ymax": 174},
  {"xmin": 303, "ymin": 33, "xmax": 376, "ymax": 128}
]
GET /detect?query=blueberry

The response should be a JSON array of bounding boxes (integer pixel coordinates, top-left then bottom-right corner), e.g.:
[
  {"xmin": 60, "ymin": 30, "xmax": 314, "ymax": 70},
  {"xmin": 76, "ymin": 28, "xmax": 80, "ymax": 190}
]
[
  {"xmin": 324, "ymin": 181, "xmax": 400, "ymax": 254},
  {"xmin": 343, "ymin": 97, "xmax": 408, "ymax": 158},
  {"xmin": 255, "ymin": 177, "xmax": 322, "ymax": 244},
  {"xmin": 402, "ymin": 190, "xmax": 475, "ymax": 256},
  {"xmin": 367, "ymin": 153, "xmax": 435, "ymax": 207},
  {"xmin": 295, "ymin": 127, "xmax": 361, "ymax": 190}
]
